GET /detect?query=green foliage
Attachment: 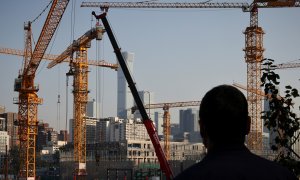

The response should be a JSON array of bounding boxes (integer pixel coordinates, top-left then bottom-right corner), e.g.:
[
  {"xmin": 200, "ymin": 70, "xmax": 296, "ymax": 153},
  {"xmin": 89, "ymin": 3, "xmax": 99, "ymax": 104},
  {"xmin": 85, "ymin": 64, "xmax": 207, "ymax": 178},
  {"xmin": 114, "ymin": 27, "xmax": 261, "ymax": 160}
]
[{"xmin": 261, "ymin": 58, "xmax": 300, "ymax": 176}]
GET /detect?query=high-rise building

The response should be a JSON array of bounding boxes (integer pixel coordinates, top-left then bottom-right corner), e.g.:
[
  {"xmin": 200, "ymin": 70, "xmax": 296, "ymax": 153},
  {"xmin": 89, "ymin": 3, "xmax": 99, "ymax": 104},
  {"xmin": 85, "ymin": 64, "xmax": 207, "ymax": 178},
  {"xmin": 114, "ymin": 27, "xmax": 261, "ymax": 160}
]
[
  {"xmin": 0, "ymin": 117, "xmax": 5, "ymax": 131},
  {"xmin": 0, "ymin": 131, "xmax": 9, "ymax": 153},
  {"xmin": 179, "ymin": 108, "xmax": 201, "ymax": 142},
  {"xmin": 96, "ymin": 118, "xmax": 110, "ymax": 142},
  {"xmin": 119, "ymin": 119, "xmax": 149, "ymax": 141},
  {"xmin": 0, "ymin": 112, "xmax": 19, "ymax": 148},
  {"xmin": 87, "ymin": 99, "xmax": 100, "ymax": 118},
  {"xmin": 134, "ymin": 91, "xmax": 155, "ymax": 120},
  {"xmin": 86, "ymin": 117, "xmax": 99, "ymax": 144},
  {"xmin": 179, "ymin": 108, "xmax": 200, "ymax": 133},
  {"xmin": 117, "ymin": 51, "xmax": 134, "ymax": 119},
  {"xmin": 154, "ymin": 112, "xmax": 163, "ymax": 136},
  {"xmin": 37, "ymin": 122, "xmax": 48, "ymax": 151},
  {"xmin": 58, "ymin": 130, "xmax": 69, "ymax": 142},
  {"xmin": 48, "ymin": 130, "xmax": 58, "ymax": 145}
]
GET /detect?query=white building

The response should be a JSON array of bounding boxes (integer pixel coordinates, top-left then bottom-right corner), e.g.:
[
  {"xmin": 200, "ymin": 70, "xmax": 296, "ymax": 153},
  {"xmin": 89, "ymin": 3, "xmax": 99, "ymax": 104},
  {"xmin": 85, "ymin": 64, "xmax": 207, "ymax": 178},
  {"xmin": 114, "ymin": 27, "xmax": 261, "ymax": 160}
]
[
  {"xmin": 108, "ymin": 118, "xmax": 150, "ymax": 142},
  {"xmin": 0, "ymin": 131, "xmax": 9, "ymax": 153},
  {"xmin": 119, "ymin": 119, "xmax": 149, "ymax": 141}
]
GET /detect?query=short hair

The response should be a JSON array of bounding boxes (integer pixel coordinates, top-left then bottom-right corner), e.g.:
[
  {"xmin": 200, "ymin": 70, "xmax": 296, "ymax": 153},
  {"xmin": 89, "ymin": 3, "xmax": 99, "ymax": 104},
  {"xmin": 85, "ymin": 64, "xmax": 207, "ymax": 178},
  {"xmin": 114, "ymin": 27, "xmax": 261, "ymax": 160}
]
[{"xmin": 199, "ymin": 85, "xmax": 248, "ymax": 144}]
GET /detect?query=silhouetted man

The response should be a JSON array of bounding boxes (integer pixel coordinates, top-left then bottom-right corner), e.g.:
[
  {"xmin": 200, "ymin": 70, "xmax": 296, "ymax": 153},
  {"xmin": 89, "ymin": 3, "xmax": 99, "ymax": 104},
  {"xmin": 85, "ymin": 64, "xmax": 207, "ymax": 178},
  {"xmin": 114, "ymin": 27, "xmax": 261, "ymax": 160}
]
[{"xmin": 175, "ymin": 85, "xmax": 297, "ymax": 180}]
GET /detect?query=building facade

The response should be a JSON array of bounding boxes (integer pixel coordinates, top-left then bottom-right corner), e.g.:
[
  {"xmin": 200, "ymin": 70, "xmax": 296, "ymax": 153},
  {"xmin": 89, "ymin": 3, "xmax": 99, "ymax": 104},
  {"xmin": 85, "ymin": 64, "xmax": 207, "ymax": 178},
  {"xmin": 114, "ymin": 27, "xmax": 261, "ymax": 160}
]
[
  {"xmin": 0, "ymin": 131, "xmax": 9, "ymax": 153},
  {"xmin": 86, "ymin": 117, "xmax": 99, "ymax": 144},
  {"xmin": 154, "ymin": 112, "xmax": 163, "ymax": 136},
  {"xmin": 87, "ymin": 99, "xmax": 100, "ymax": 118},
  {"xmin": 0, "ymin": 112, "xmax": 18, "ymax": 148}
]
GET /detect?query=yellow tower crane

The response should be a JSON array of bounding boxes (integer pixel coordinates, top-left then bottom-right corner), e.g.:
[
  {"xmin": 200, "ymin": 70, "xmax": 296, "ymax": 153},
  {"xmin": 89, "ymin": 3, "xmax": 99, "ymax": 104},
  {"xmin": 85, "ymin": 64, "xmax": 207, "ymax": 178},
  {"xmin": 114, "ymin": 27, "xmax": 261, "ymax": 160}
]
[
  {"xmin": 81, "ymin": 0, "xmax": 300, "ymax": 152},
  {"xmin": 132, "ymin": 101, "xmax": 201, "ymax": 160},
  {"xmin": 14, "ymin": 0, "xmax": 69, "ymax": 179},
  {"xmin": 46, "ymin": 23, "xmax": 114, "ymax": 178}
]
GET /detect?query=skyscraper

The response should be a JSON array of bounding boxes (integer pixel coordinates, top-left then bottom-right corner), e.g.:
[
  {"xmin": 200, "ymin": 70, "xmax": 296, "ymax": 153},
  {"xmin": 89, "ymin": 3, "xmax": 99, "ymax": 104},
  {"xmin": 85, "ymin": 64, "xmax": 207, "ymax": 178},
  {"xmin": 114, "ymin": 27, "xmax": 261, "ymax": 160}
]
[
  {"xmin": 87, "ymin": 99, "xmax": 100, "ymax": 118},
  {"xmin": 0, "ymin": 112, "xmax": 19, "ymax": 148},
  {"xmin": 154, "ymin": 112, "xmax": 163, "ymax": 136},
  {"xmin": 179, "ymin": 108, "xmax": 201, "ymax": 142},
  {"xmin": 179, "ymin": 108, "xmax": 199, "ymax": 133},
  {"xmin": 117, "ymin": 51, "xmax": 135, "ymax": 119},
  {"xmin": 134, "ymin": 91, "xmax": 155, "ymax": 120}
]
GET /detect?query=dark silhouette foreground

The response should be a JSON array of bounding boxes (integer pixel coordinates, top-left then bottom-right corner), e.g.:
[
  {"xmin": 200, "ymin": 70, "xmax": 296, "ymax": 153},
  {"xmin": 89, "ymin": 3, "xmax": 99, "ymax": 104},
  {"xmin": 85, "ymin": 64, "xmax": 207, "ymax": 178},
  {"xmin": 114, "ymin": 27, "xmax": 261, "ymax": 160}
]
[{"xmin": 174, "ymin": 85, "xmax": 297, "ymax": 180}]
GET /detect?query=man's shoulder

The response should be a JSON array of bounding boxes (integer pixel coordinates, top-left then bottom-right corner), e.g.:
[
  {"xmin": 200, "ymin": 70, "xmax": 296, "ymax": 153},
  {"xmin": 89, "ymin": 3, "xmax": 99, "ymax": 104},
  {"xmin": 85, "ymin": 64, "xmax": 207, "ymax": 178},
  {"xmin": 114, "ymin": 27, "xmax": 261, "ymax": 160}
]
[{"xmin": 174, "ymin": 150, "xmax": 297, "ymax": 180}]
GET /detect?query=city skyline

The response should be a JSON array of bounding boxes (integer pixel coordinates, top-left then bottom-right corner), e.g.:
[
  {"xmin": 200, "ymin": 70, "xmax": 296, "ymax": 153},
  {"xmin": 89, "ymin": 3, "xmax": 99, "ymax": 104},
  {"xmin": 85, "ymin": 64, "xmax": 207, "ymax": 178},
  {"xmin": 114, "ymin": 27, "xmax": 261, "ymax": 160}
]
[{"xmin": 0, "ymin": 1, "xmax": 299, "ymax": 131}]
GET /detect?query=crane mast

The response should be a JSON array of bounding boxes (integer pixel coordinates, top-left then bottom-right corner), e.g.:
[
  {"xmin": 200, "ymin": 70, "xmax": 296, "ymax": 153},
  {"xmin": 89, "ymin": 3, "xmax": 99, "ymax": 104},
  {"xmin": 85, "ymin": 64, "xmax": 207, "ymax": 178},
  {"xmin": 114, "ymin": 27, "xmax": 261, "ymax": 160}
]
[
  {"xmin": 48, "ymin": 24, "xmax": 106, "ymax": 178},
  {"xmin": 14, "ymin": 0, "xmax": 69, "ymax": 179},
  {"xmin": 243, "ymin": 4, "xmax": 264, "ymax": 151},
  {"xmin": 82, "ymin": 0, "xmax": 300, "ymax": 152}
]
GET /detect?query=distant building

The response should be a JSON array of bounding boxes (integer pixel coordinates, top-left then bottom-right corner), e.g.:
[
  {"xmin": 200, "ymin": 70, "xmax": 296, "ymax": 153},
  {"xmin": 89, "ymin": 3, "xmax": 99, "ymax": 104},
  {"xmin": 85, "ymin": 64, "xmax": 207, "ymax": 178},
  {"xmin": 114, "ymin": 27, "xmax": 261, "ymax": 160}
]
[
  {"xmin": 69, "ymin": 119, "xmax": 74, "ymax": 143},
  {"xmin": 108, "ymin": 118, "xmax": 150, "ymax": 142},
  {"xmin": 48, "ymin": 130, "xmax": 58, "ymax": 145},
  {"xmin": 179, "ymin": 108, "xmax": 199, "ymax": 133},
  {"xmin": 170, "ymin": 123, "xmax": 180, "ymax": 137},
  {"xmin": 96, "ymin": 118, "xmax": 110, "ymax": 142},
  {"xmin": 134, "ymin": 91, "xmax": 155, "ymax": 120},
  {"xmin": 0, "ymin": 131, "xmax": 9, "ymax": 171},
  {"xmin": 179, "ymin": 108, "xmax": 201, "ymax": 142},
  {"xmin": 86, "ymin": 117, "xmax": 99, "ymax": 144},
  {"xmin": 0, "ymin": 131, "xmax": 9, "ymax": 153},
  {"xmin": 0, "ymin": 112, "xmax": 19, "ymax": 148},
  {"xmin": 87, "ymin": 99, "xmax": 100, "ymax": 118},
  {"xmin": 154, "ymin": 112, "xmax": 163, "ymax": 136},
  {"xmin": 87, "ymin": 140, "xmax": 205, "ymax": 165},
  {"xmin": 58, "ymin": 130, "xmax": 69, "ymax": 142},
  {"xmin": 37, "ymin": 122, "xmax": 49, "ymax": 151},
  {"xmin": 117, "ymin": 51, "xmax": 135, "ymax": 119},
  {"xmin": 0, "ymin": 105, "xmax": 5, "ymax": 114},
  {"xmin": 0, "ymin": 117, "xmax": 5, "ymax": 131}
]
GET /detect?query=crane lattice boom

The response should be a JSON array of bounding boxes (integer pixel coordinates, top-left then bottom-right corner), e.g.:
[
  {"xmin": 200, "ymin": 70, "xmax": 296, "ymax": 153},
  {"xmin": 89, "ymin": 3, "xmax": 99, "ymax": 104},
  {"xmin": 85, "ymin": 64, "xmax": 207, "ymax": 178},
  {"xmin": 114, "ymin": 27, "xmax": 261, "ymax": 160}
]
[
  {"xmin": 47, "ymin": 25, "xmax": 105, "ymax": 68},
  {"xmin": 145, "ymin": 101, "xmax": 201, "ymax": 110},
  {"xmin": 0, "ymin": 47, "xmax": 118, "ymax": 70},
  {"xmin": 24, "ymin": 0, "xmax": 69, "ymax": 77},
  {"xmin": 81, "ymin": 0, "xmax": 300, "ymax": 11}
]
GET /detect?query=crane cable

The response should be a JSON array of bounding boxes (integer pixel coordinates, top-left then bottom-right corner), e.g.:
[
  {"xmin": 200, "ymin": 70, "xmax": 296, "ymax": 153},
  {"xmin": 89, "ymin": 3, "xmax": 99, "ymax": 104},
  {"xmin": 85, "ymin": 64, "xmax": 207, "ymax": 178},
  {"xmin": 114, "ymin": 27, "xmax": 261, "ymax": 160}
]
[
  {"xmin": 30, "ymin": 0, "xmax": 54, "ymax": 24},
  {"xmin": 65, "ymin": 0, "xmax": 77, "ymax": 134}
]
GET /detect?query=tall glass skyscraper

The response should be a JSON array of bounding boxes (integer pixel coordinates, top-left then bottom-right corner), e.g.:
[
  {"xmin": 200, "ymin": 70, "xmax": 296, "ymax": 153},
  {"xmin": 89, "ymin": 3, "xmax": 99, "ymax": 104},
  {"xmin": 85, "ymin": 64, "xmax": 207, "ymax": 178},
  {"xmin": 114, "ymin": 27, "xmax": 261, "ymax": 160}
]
[{"xmin": 117, "ymin": 52, "xmax": 134, "ymax": 119}]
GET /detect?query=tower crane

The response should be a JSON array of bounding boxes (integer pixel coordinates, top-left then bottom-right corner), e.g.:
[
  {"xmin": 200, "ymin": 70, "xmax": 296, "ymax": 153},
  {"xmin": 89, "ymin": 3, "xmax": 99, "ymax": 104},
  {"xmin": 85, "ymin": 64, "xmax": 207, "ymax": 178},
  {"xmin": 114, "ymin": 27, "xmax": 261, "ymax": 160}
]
[
  {"xmin": 233, "ymin": 60, "xmax": 300, "ymax": 100},
  {"xmin": 81, "ymin": 0, "xmax": 300, "ymax": 151},
  {"xmin": 132, "ymin": 101, "xmax": 201, "ymax": 160},
  {"xmin": 0, "ymin": 47, "xmax": 118, "ymax": 70},
  {"xmin": 46, "ymin": 23, "xmax": 108, "ymax": 178},
  {"xmin": 14, "ymin": 0, "xmax": 69, "ymax": 179}
]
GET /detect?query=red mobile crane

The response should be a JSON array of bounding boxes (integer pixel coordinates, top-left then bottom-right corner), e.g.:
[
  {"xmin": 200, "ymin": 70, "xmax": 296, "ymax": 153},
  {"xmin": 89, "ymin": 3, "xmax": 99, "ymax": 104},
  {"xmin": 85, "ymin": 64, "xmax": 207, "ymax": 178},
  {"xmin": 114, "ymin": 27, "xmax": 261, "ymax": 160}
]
[{"xmin": 92, "ymin": 12, "xmax": 174, "ymax": 179}]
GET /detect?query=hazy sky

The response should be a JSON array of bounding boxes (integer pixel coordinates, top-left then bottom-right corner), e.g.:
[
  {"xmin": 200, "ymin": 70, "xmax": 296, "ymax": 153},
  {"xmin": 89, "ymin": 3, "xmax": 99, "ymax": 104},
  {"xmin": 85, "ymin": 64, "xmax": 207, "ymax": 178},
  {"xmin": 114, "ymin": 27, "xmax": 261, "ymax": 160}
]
[{"xmin": 0, "ymin": 0, "xmax": 299, "ymax": 131}]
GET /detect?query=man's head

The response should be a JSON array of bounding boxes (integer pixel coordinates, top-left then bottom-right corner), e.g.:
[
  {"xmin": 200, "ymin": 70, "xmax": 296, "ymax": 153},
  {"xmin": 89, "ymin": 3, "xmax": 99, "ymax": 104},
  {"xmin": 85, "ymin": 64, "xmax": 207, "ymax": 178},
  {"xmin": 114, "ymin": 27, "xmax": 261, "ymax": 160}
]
[{"xmin": 199, "ymin": 85, "xmax": 250, "ymax": 147}]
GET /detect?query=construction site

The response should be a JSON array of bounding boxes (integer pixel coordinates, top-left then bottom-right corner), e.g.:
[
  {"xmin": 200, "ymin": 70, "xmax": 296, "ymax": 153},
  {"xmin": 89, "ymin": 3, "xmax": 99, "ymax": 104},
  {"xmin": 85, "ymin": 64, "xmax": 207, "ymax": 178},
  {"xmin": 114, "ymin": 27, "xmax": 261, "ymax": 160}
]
[{"xmin": 0, "ymin": 0, "xmax": 299, "ymax": 179}]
